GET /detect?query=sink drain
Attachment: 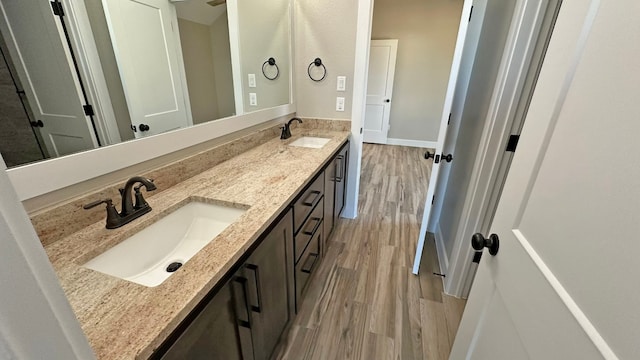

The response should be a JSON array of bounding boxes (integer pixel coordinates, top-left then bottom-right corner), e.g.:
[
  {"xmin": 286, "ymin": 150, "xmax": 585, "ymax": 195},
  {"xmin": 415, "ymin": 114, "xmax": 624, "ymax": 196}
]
[{"xmin": 166, "ymin": 262, "xmax": 183, "ymax": 273}]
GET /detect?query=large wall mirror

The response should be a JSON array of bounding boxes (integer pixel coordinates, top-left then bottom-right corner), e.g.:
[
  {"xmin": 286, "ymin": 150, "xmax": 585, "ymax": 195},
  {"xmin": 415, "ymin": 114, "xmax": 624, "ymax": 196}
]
[{"xmin": 0, "ymin": 0, "xmax": 292, "ymax": 169}]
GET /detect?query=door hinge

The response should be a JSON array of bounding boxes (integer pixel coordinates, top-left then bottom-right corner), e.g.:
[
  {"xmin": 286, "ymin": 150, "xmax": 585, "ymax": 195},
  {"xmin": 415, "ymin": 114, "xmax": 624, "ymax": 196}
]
[
  {"xmin": 431, "ymin": 196, "xmax": 435, "ymax": 205},
  {"xmin": 447, "ymin": 113, "xmax": 452, "ymax": 125},
  {"xmin": 472, "ymin": 251, "xmax": 482, "ymax": 263},
  {"xmin": 468, "ymin": 5, "xmax": 474, "ymax": 22},
  {"xmin": 50, "ymin": 1, "xmax": 64, "ymax": 17},
  {"xmin": 83, "ymin": 104, "xmax": 95, "ymax": 116},
  {"xmin": 360, "ymin": 127, "xmax": 363, "ymax": 134},
  {"xmin": 506, "ymin": 134, "xmax": 520, "ymax": 152}
]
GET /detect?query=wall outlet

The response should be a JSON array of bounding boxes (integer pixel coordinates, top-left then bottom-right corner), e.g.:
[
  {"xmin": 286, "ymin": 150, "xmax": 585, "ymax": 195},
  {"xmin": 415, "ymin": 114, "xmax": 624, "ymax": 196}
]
[
  {"xmin": 336, "ymin": 97, "xmax": 345, "ymax": 112},
  {"xmin": 248, "ymin": 74, "xmax": 256, "ymax": 88},
  {"xmin": 337, "ymin": 76, "xmax": 346, "ymax": 91},
  {"xmin": 249, "ymin": 93, "xmax": 257, "ymax": 106}
]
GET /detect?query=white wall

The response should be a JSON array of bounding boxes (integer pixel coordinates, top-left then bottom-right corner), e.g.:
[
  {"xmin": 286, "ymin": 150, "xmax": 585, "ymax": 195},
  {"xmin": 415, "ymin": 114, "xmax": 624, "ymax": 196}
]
[
  {"xmin": 294, "ymin": 0, "xmax": 358, "ymax": 119},
  {"xmin": 371, "ymin": 0, "xmax": 463, "ymax": 142},
  {"xmin": 178, "ymin": 18, "xmax": 220, "ymax": 124},
  {"xmin": 237, "ymin": 0, "xmax": 290, "ymax": 111}
]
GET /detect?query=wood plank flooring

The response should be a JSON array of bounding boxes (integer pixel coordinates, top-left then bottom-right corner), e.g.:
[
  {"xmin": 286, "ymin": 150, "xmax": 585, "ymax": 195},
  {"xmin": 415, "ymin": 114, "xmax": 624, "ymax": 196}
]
[{"xmin": 275, "ymin": 143, "xmax": 466, "ymax": 360}]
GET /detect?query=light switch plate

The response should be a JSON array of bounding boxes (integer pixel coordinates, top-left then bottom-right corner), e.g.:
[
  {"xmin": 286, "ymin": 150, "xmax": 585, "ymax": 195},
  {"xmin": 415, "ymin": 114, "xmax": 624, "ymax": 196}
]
[
  {"xmin": 336, "ymin": 97, "xmax": 345, "ymax": 111},
  {"xmin": 337, "ymin": 76, "xmax": 346, "ymax": 91},
  {"xmin": 248, "ymin": 74, "xmax": 256, "ymax": 88},
  {"xmin": 249, "ymin": 93, "xmax": 257, "ymax": 106}
]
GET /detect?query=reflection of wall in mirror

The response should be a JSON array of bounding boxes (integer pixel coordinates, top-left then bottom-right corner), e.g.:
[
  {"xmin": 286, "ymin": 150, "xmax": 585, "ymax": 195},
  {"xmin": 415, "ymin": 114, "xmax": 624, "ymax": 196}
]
[
  {"xmin": 178, "ymin": 11, "xmax": 235, "ymax": 124},
  {"xmin": 238, "ymin": 0, "xmax": 291, "ymax": 111}
]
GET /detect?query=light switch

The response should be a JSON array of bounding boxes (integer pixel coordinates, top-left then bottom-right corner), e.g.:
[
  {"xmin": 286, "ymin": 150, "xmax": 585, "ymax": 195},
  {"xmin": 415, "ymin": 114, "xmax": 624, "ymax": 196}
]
[
  {"xmin": 336, "ymin": 97, "xmax": 345, "ymax": 112},
  {"xmin": 248, "ymin": 74, "xmax": 256, "ymax": 88},
  {"xmin": 337, "ymin": 76, "xmax": 346, "ymax": 91},
  {"xmin": 249, "ymin": 93, "xmax": 257, "ymax": 106}
]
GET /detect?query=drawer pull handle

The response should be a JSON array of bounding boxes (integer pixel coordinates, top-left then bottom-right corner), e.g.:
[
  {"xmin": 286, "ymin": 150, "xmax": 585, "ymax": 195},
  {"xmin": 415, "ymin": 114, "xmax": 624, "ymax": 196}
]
[
  {"xmin": 233, "ymin": 276, "xmax": 252, "ymax": 328},
  {"xmin": 301, "ymin": 253, "xmax": 319, "ymax": 274},
  {"xmin": 245, "ymin": 264, "xmax": 262, "ymax": 313},
  {"xmin": 303, "ymin": 217, "xmax": 322, "ymax": 236},
  {"xmin": 336, "ymin": 155, "xmax": 344, "ymax": 182},
  {"xmin": 302, "ymin": 190, "xmax": 321, "ymax": 206}
]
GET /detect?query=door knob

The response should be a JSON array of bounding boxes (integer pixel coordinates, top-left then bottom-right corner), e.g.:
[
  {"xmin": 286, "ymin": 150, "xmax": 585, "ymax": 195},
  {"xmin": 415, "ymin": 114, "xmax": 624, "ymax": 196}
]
[
  {"xmin": 424, "ymin": 151, "xmax": 435, "ymax": 160},
  {"xmin": 471, "ymin": 233, "xmax": 499, "ymax": 256},
  {"xmin": 139, "ymin": 123, "xmax": 150, "ymax": 132},
  {"xmin": 384, "ymin": 99, "xmax": 391, "ymax": 103},
  {"xmin": 441, "ymin": 153, "xmax": 453, "ymax": 163}
]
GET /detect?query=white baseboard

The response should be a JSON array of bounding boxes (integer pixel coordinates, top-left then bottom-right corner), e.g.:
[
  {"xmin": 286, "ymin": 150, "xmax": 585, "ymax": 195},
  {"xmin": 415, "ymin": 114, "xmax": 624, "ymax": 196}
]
[
  {"xmin": 434, "ymin": 222, "xmax": 449, "ymax": 276},
  {"xmin": 386, "ymin": 138, "xmax": 437, "ymax": 149}
]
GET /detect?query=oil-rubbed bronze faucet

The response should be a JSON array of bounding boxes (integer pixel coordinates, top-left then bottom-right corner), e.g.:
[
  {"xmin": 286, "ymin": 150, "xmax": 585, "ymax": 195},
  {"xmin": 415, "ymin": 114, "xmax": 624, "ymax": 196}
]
[
  {"xmin": 280, "ymin": 117, "xmax": 303, "ymax": 139},
  {"xmin": 84, "ymin": 176, "xmax": 157, "ymax": 229}
]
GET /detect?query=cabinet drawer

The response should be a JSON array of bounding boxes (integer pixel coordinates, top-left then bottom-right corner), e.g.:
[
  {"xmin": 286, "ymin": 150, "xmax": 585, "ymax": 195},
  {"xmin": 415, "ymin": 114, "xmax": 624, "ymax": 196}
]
[
  {"xmin": 295, "ymin": 225, "xmax": 321, "ymax": 312},
  {"xmin": 293, "ymin": 174, "xmax": 324, "ymax": 234},
  {"xmin": 294, "ymin": 198, "xmax": 323, "ymax": 264}
]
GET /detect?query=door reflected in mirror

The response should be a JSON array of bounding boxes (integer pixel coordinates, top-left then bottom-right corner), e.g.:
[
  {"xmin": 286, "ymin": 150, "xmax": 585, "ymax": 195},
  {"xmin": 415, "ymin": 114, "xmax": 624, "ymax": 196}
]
[{"xmin": 0, "ymin": 0, "xmax": 292, "ymax": 168}]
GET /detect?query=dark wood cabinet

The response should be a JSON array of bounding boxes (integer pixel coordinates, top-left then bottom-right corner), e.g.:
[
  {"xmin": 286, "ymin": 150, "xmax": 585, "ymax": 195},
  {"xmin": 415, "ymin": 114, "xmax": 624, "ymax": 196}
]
[
  {"xmin": 334, "ymin": 143, "xmax": 349, "ymax": 219},
  {"xmin": 161, "ymin": 280, "xmax": 244, "ymax": 360},
  {"xmin": 235, "ymin": 210, "xmax": 293, "ymax": 360},
  {"xmin": 156, "ymin": 140, "xmax": 350, "ymax": 359},
  {"xmin": 159, "ymin": 210, "xmax": 293, "ymax": 360}
]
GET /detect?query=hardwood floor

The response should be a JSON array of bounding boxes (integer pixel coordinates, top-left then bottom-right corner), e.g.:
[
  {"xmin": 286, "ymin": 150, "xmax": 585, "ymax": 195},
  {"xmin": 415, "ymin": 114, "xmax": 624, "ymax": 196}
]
[{"xmin": 275, "ymin": 143, "xmax": 466, "ymax": 360}]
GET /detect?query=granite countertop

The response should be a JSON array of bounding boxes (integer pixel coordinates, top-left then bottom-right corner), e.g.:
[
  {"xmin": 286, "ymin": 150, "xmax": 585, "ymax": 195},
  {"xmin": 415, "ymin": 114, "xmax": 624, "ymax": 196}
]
[{"xmin": 44, "ymin": 130, "xmax": 350, "ymax": 359}]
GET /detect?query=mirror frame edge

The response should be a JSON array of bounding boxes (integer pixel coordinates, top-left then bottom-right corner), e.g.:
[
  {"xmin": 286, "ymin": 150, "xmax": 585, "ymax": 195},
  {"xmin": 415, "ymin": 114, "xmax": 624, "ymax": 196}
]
[{"xmin": 8, "ymin": 104, "xmax": 294, "ymax": 201}]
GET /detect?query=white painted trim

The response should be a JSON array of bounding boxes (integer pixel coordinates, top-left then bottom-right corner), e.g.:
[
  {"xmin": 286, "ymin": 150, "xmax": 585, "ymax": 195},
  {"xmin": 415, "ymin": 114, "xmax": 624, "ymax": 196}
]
[
  {"xmin": 62, "ymin": 0, "xmax": 121, "ymax": 145},
  {"xmin": 227, "ymin": 0, "xmax": 244, "ymax": 115},
  {"xmin": 444, "ymin": 0, "xmax": 555, "ymax": 298},
  {"xmin": 434, "ymin": 222, "xmax": 449, "ymax": 275},
  {"xmin": 412, "ymin": 0, "xmax": 475, "ymax": 274},
  {"xmin": 0, "ymin": 158, "xmax": 95, "ymax": 359},
  {"xmin": 8, "ymin": 104, "xmax": 294, "ymax": 201},
  {"xmin": 385, "ymin": 138, "xmax": 437, "ymax": 149},
  {"xmin": 513, "ymin": 230, "xmax": 618, "ymax": 359},
  {"xmin": 170, "ymin": 4, "xmax": 194, "ymax": 127},
  {"xmin": 341, "ymin": 0, "xmax": 374, "ymax": 220}
]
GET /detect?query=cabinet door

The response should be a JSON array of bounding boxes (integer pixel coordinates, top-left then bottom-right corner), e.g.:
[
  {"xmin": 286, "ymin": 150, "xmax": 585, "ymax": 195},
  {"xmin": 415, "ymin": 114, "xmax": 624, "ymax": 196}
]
[
  {"xmin": 242, "ymin": 210, "xmax": 293, "ymax": 360},
  {"xmin": 324, "ymin": 163, "xmax": 336, "ymax": 245},
  {"xmin": 162, "ymin": 281, "xmax": 243, "ymax": 360},
  {"xmin": 334, "ymin": 145, "xmax": 349, "ymax": 218}
]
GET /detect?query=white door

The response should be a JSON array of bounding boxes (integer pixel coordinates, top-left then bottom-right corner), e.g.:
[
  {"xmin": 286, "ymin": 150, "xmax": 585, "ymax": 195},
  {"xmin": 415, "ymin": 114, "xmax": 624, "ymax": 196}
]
[
  {"xmin": 412, "ymin": 0, "xmax": 475, "ymax": 273},
  {"xmin": 102, "ymin": 0, "xmax": 192, "ymax": 139},
  {"xmin": 363, "ymin": 39, "xmax": 397, "ymax": 144},
  {"xmin": 0, "ymin": 0, "xmax": 98, "ymax": 157},
  {"xmin": 452, "ymin": 0, "xmax": 636, "ymax": 358}
]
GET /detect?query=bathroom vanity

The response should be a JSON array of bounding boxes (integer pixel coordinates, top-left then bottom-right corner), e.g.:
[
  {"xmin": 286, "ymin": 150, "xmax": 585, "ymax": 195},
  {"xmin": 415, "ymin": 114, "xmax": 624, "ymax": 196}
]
[{"xmin": 42, "ymin": 128, "xmax": 350, "ymax": 359}]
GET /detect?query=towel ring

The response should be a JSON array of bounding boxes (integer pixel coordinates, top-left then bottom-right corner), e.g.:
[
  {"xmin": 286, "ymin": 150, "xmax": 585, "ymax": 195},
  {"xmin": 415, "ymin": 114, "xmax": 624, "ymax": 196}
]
[
  {"xmin": 262, "ymin": 57, "xmax": 279, "ymax": 80},
  {"xmin": 307, "ymin": 58, "xmax": 327, "ymax": 82}
]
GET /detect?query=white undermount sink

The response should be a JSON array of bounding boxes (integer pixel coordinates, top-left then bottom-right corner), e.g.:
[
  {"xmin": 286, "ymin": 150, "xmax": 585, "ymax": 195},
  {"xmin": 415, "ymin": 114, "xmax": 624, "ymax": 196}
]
[
  {"xmin": 84, "ymin": 201, "xmax": 246, "ymax": 287},
  {"xmin": 288, "ymin": 136, "xmax": 331, "ymax": 149}
]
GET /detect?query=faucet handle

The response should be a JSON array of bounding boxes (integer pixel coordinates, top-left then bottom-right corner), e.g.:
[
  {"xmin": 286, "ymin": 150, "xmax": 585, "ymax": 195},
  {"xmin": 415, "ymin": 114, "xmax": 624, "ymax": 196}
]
[
  {"xmin": 83, "ymin": 199, "xmax": 121, "ymax": 229},
  {"xmin": 83, "ymin": 198, "xmax": 114, "ymax": 210}
]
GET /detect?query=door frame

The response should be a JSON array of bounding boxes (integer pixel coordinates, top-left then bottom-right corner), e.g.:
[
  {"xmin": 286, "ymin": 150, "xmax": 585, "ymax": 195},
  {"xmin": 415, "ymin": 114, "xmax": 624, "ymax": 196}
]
[
  {"xmin": 0, "ymin": 156, "xmax": 94, "ymax": 358},
  {"xmin": 62, "ymin": 0, "xmax": 122, "ymax": 145},
  {"xmin": 363, "ymin": 39, "xmax": 398, "ymax": 144},
  {"xmin": 442, "ymin": 0, "xmax": 561, "ymax": 298}
]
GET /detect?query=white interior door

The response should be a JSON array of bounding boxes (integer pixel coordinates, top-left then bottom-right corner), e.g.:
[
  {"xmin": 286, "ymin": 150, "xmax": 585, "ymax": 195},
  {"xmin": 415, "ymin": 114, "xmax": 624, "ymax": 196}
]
[
  {"xmin": 452, "ymin": 0, "xmax": 636, "ymax": 358},
  {"xmin": 0, "ymin": 0, "xmax": 98, "ymax": 157},
  {"xmin": 102, "ymin": 0, "xmax": 192, "ymax": 139},
  {"xmin": 412, "ymin": 0, "xmax": 474, "ymax": 274},
  {"xmin": 363, "ymin": 39, "xmax": 397, "ymax": 144}
]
